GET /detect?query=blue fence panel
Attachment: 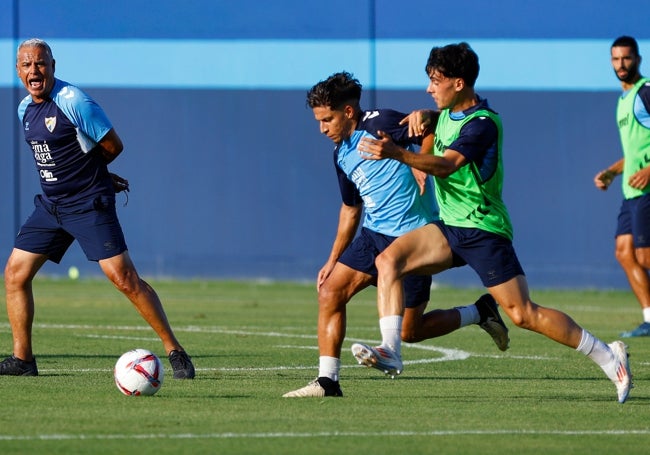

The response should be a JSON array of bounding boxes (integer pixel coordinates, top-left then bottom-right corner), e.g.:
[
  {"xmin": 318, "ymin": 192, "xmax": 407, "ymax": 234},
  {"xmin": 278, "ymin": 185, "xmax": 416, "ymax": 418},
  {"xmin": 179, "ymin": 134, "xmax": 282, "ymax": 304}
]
[{"xmin": 2, "ymin": 0, "xmax": 647, "ymax": 288}]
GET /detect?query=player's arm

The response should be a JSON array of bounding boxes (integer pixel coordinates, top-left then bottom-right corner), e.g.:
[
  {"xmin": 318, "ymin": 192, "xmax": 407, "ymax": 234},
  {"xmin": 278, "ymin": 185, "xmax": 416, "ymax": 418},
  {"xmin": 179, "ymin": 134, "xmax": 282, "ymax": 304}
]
[
  {"xmin": 359, "ymin": 130, "xmax": 465, "ymax": 178},
  {"xmin": 328, "ymin": 203, "xmax": 362, "ymax": 262},
  {"xmin": 317, "ymin": 202, "xmax": 362, "ymax": 290},
  {"xmin": 627, "ymin": 86, "xmax": 650, "ymax": 189},
  {"xmin": 411, "ymin": 133, "xmax": 435, "ymax": 194},
  {"xmin": 97, "ymin": 128, "xmax": 124, "ymax": 164},
  {"xmin": 595, "ymin": 158, "xmax": 624, "ymax": 191},
  {"xmin": 98, "ymin": 129, "xmax": 128, "ymax": 192}
]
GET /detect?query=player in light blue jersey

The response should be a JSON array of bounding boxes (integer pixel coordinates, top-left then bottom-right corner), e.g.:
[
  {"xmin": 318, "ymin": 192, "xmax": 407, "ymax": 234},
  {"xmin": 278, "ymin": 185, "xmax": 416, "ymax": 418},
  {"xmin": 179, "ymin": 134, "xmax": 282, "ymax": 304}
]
[
  {"xmin": 283, "ymin": 72, "xmax": 509, "ymax": 398},
  {"xmin": 1, "ymin": 39, "xmax": 194, "ymax": 379}
]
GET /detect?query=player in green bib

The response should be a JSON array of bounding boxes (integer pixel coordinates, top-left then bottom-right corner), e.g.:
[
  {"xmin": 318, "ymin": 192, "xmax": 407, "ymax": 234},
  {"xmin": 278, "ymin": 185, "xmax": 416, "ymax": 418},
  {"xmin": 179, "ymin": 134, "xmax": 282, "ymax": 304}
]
[
  {"xmin": 595, "ymin": 36, "xmax": 650, "ymax": 338},
  {"xmin": 352, "ymin": 42, "xmax": 633, "ymax": 403}
]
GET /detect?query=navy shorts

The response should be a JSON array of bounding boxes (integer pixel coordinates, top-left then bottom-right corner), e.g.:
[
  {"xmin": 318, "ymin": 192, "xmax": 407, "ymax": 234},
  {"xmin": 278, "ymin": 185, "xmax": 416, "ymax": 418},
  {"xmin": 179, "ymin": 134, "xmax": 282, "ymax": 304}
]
[
  {"xmin": 615, "ymin": 193, "xmax": 650, "ymax": 247},
  {"xmin": 338, "ymin": 227, "xmax": 432, "ymax": 308},
  {"xmin": 15, "ymin": 194, "xmax": 128, "ymax": 263},
  {"xmin": 433, "ymin": 220, "xmax": 525, "ymax": 287}
]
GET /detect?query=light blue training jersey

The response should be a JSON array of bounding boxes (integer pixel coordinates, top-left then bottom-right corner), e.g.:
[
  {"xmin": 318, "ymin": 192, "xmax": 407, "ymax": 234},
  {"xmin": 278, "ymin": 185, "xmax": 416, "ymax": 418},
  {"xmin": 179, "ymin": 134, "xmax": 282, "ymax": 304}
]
[{"xmin": 334, "ymin": 109, "xmax": 438, "ymax": 237}]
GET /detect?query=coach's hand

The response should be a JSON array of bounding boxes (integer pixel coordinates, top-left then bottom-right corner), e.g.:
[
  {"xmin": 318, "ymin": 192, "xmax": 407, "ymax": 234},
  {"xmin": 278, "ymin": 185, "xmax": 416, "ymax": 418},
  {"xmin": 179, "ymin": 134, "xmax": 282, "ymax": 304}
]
[{"xmin": 110, "ymin": 173, "xmax": 130, "ymax": 193}]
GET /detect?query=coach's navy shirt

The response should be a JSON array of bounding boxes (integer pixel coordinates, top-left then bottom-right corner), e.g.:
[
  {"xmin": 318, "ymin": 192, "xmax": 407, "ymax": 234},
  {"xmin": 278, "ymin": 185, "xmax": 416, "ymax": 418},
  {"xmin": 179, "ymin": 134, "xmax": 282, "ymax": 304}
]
[{"xmin": 18, "ymin": 78, "xmax": 115, "ymax": 205}]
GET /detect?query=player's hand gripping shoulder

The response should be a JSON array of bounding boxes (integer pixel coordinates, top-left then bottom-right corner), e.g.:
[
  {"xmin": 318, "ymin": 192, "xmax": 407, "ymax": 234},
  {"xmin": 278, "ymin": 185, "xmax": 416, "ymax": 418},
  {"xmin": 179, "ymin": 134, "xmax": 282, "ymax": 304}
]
[
  {"xmin": 358, "ymin": 130, "xmax": 405, "ymax": 161},
  {"xmin": 399, "ymin": 109, "xmax": 439, "ymax": 137}
]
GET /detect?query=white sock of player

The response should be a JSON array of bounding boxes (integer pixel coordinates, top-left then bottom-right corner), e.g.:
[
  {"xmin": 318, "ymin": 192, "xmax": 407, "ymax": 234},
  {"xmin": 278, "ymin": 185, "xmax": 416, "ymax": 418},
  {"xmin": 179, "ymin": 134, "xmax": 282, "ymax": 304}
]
[
  {"xmin": 455, "ymin": 304, "xmax": 480, "ymax": 326},
  {"xmin": 318, "ymin": 356, "xmax": 341, "ymax": 382},
  {"xmin": 576, "ymin": 329, "xmax": 617, "ymax": 380},
  {"xmin": 643, "ymin": 307, "xmax": 650, "ymax": 323},
  {"xmin": 380, "ymin": 315, "xmax": 403, "ymax": 356}
]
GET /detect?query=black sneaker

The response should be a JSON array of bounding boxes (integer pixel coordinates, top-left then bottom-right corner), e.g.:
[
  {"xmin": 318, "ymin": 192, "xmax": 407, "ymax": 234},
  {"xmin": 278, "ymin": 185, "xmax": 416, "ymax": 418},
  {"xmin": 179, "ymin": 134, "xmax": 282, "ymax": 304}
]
[
  {"xmin": 317, "ymin": 377, "xmax": 343, "ymax": 397},
  {"xmin": 0, "ymin": 355, "xmax": 38, "ymax": 376},
  {"xmin": 475, "ymin": 294, "xmax": 510, "ymax": 351},
  {"xmin": 168, "ymin": 350, "xmax": 195, "ymax": 379},
  {"xmin": 282, "ymin": 377, "xmax": 343, "ymax": 397}
]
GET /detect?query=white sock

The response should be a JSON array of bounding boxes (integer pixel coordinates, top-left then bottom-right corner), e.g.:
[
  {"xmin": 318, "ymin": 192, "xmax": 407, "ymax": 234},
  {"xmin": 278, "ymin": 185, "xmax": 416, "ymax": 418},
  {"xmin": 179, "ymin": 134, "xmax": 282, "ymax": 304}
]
[
  {"xmin": 380, "ymin": 315, "xmax": 403, "ymax": 356},
  {"xmin": 643, "ymin": 307, "xmax": 650, "ymax": 323},
  {"xmin": 576, "ymin": 329, "xmax": 617, "ymax": 380},
  {"xmin": 456, "ymin": 304, "xmax": 480, "ymax": 327},
  {"xmin": 318, "ymin": 356, "xmax": 341, "ymax": 382}
]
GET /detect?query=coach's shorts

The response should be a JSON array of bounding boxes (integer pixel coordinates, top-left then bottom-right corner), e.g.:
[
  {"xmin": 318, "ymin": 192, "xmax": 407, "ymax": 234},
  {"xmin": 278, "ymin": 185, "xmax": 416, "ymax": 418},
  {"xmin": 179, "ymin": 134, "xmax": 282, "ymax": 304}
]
[
  {"xmin": 615, "ymin": 193, "xmax": 650, "ymax": 248},
  {"xmin": 338, "ymin": 227, "xmax": 432, "ymax": 308},
  {"xmin": 15, "ymin": 194, "xmax": 128, "ymax": 263},
  {"xmin": 433, "ymin": 221, "xmax": 524, "ymax": 287}
]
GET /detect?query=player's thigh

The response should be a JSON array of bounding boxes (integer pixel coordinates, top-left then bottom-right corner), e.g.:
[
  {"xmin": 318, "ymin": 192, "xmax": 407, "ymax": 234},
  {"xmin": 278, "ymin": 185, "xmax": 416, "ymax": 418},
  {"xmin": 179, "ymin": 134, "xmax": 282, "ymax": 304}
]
[{"xmin": 379, "ymin": 224, "xmax": 453, "ymax": 275}]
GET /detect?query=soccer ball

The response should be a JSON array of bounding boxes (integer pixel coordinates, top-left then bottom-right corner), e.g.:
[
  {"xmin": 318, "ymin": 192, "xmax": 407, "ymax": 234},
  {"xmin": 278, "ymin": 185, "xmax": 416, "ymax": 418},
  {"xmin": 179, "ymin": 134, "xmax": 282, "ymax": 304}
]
[{"xmin": 114, "ymin": 349, "xmax": 164, "ymax": 396}]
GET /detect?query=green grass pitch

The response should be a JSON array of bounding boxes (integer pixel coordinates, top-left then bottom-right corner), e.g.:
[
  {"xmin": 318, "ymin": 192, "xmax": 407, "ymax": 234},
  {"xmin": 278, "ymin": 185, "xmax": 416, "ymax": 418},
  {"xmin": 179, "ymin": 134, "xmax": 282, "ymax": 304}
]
[{"xmin": 0, "ymin": 278, "xmax": 649, "ymax": 454}]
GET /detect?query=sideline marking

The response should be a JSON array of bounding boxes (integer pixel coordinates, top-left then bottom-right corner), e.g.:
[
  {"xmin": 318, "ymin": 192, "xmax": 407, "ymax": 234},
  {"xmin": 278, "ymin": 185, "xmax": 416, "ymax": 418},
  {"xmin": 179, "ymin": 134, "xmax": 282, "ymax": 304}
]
[
  {"xmin": 8, "ymin": 322, "xmax": 550, "ymax": 374},
  {"xmin": 1, "ymin": 429, "xmax": 649, "ymax": 441}
]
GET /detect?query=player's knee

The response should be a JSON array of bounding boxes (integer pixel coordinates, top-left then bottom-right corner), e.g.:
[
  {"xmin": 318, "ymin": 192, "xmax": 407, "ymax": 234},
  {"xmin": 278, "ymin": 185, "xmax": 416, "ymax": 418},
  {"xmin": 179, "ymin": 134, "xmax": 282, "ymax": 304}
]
[
  {"xmin": 505, "ymin": 302, "xmax": 537, "ymax": 330},
  {"xmin": 375, "ymin": 251, "xmax": 401, "ymax": 279},
  {"xmin": 508, "ymin": 312, "xmax": 528, "ymax": 329},
  {"xmin": 317, "ymin": 285, "xmax": 347, "ymax": 312},
  {"xmin": 615, "ymin": 248, "xmax": 631, "ymax": 265},
  {"xmin": 4, "ymin": 260, "xmax": 30, "ymax": 290},
  {"xmin": 401, "ymin": 328, "xmax": 421, "ymax": 343},
  {"xmin": 615, "ymin": 242, "xmax": 636, "ymax": 266},
  {"xmin": 108, "ymin": 269, "xmax": 140, "ymax": 296}
]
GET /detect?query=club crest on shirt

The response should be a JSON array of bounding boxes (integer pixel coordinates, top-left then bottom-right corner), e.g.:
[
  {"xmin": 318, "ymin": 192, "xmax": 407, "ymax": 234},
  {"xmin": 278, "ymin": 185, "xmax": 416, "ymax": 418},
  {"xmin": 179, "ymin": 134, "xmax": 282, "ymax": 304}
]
[{"xmin": 45, "ymin": 116, "xmax": 56, "ymax": 132}]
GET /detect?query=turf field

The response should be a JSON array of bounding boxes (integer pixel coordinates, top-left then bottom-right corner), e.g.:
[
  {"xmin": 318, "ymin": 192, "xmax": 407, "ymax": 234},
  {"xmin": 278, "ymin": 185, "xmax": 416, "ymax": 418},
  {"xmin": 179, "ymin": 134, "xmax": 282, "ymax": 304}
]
[{"xmin": 0, "ymin": 278, "xmax": 649, "ymax": 454}]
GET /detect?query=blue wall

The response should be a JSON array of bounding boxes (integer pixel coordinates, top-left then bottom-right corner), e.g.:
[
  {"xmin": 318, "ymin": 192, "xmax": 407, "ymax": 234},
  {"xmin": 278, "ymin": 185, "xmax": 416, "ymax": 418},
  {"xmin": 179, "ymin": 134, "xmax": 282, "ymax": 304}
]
[{"xmin": 2, "ymin": 0, "xmax": 649, "ymax": 288}]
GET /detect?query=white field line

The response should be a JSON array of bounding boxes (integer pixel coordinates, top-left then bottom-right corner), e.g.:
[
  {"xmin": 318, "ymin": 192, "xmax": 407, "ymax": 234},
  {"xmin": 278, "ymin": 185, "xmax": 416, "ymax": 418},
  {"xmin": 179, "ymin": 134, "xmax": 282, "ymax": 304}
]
[
  {"xmin": 0, "ymin": 323, "xmax": 641, "ymax": 443},
  {"xmin": 2, "ymin": 322, "xmax": 551, "ymax": 373},
  {"xmin": 1, "ymin": 429, "xmax": 650, "ymax": 441}
]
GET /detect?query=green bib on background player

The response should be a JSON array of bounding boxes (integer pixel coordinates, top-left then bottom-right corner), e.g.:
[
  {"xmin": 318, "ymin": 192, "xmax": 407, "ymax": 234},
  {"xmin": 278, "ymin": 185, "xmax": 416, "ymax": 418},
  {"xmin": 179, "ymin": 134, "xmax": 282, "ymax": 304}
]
[
  {"xmin": 432, "ymin": 108, "xmax": 513, "ymax": 240},
  {"xmin": 617, "ymin": 77, "xmax": 650, "ymax": 200}
]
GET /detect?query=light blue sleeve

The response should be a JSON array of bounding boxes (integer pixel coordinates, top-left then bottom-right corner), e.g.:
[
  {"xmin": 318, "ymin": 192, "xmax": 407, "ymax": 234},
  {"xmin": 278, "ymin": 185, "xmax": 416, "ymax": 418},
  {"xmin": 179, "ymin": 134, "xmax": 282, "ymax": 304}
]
[
  {"xmin": 17, "ymin": 95, "xmax": 31, "ymax": 122},
  {"xmin": 52, "ymin": 79, "xmax": 113, "ymax": 152},
  {"xmin": 634, "ymin": 82, "xmax": 650, "ymax": 128}
]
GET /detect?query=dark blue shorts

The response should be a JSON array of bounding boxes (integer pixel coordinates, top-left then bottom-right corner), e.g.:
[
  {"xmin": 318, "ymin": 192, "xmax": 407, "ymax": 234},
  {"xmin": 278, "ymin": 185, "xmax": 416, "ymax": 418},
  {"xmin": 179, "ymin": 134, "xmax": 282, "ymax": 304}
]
[
  {"xmin": 615, "ymin": 193, "xmax": 650, "ymax": 248},
  {"xmin": 15, "ymin": 194, "xmax": 128, "ymax": 263},
  {"xmin": 338, "ymin": 227, "xmax": 432, "ymax": 308},
  {"xmin": 433, "ymin": 220, "xmax": 525, "ymax": 287}
]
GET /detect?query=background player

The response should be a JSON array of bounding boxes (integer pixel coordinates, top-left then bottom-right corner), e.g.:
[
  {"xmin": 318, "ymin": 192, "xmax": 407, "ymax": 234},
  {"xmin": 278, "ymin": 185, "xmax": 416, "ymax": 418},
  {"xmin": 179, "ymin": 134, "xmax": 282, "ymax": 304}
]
[{"xmin": 595, "ymin": 36, "xmax": 650, "ymax": 338}]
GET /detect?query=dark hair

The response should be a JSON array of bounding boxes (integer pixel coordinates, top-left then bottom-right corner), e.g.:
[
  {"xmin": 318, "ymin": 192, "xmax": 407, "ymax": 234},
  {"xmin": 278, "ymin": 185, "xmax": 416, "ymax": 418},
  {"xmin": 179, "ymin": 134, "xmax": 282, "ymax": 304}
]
[
  {"xmin": 425, "ymin": 42, "xmax": 480, "ymax": 88},
  {"xmin": 612, "ymin": 36, "xmax": 639, "ymax": 56},
  {"xmin": 306, "ymin": 71, "xmax": 362, "ymax": 110}
]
